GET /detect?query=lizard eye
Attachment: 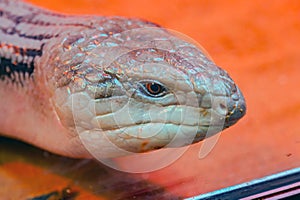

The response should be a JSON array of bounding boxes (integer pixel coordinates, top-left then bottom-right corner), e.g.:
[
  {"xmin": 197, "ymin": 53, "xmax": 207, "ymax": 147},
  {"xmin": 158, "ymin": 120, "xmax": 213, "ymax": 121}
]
[{"xmin": 139, "ymin": 81, "xmax": 167, "ymax": 98}]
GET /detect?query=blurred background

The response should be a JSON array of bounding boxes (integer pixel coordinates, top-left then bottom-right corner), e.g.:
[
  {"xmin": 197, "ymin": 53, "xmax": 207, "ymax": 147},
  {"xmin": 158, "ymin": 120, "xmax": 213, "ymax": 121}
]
[{"xmin": 0, "ymin": 0, "xmax": 299, "ymax": 199}]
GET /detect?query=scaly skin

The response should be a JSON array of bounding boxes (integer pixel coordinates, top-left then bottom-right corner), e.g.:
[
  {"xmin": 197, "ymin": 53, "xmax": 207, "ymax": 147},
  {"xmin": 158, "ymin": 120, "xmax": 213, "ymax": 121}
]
[{"xmin": 0, "ymin": 0, "xmax": 246, "ymax": 158}]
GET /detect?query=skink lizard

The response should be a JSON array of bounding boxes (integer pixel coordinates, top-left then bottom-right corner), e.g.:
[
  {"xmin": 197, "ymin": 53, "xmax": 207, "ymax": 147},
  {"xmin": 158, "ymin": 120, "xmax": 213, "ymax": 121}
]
[{"xmin": 0, "ymin": 0, "xmax": 246, "ymax": 158}]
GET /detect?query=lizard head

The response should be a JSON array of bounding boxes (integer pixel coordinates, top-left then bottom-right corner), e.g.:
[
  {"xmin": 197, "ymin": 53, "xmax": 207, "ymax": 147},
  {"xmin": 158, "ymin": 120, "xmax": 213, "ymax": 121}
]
[{"xmin": 46, "ymin": 21, "xmax": 246, "ymax": 158}]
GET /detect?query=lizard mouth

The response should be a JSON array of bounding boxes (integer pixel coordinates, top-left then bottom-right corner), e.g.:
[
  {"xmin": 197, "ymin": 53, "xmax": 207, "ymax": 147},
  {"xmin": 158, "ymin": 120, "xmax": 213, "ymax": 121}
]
[
  {"xmin": 224, "ymin": 88, "xmax": 247, "ymax": 128},
  {"xmin": 224, "ymin": 103, "xmax": 246, "ymax": 128}
]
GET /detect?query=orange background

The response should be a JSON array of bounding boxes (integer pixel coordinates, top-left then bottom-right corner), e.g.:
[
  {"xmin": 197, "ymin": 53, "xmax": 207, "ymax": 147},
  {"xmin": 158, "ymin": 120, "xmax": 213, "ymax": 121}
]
[{"xmin": 1, "ymin": 0, "xmax": 299, "ymax": 199}]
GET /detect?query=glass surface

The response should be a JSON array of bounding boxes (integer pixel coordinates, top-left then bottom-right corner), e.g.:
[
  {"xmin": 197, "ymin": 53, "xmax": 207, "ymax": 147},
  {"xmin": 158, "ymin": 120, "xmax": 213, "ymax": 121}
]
[{"xmin": 0, "ymin": 0, "xmax": 299, "ymax": 199}]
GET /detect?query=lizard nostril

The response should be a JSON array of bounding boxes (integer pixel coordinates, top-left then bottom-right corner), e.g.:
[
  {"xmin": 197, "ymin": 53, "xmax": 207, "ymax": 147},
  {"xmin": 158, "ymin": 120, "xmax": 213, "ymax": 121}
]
[
  {"xmin": 214, "ymin": 101, "xmax": 228, "ymax": 116},
  {"xmin": 219, "ymin": 103, "xmax": 227, "ymax": 110},
  {"xmin": 225, "ymin": 101, "xmax": 246, "ymax": 127}
]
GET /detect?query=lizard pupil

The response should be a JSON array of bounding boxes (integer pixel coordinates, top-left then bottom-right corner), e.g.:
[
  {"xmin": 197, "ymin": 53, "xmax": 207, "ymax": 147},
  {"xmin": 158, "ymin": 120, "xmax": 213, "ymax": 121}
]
[{"xmin": 146, "ymin": 83, "xmax": 161, "ymax": 95}]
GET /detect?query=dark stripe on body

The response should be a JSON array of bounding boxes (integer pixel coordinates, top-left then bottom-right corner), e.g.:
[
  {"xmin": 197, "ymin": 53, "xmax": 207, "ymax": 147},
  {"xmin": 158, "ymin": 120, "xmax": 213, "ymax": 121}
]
[
  {"xmin": 0, "ymin": 9, "xmax": 59, "ymax": 41},
  {"xmin": 0, "ymin": 26, "xmax": 55, "ymax": 41},
  {"xmin": 0, "ymin": 57, "xmax": 34, "ymax": 82},
  {"xmin": 0, "ymin": 44, "xmax": 43, "ymax": 84},
  {"xmin": 1, "ymin": 6, "xmax": 93, "ymax": 27},
  {"xmin": 0, "ymin": 8, "xmax": 94, "ymax": 42}
]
